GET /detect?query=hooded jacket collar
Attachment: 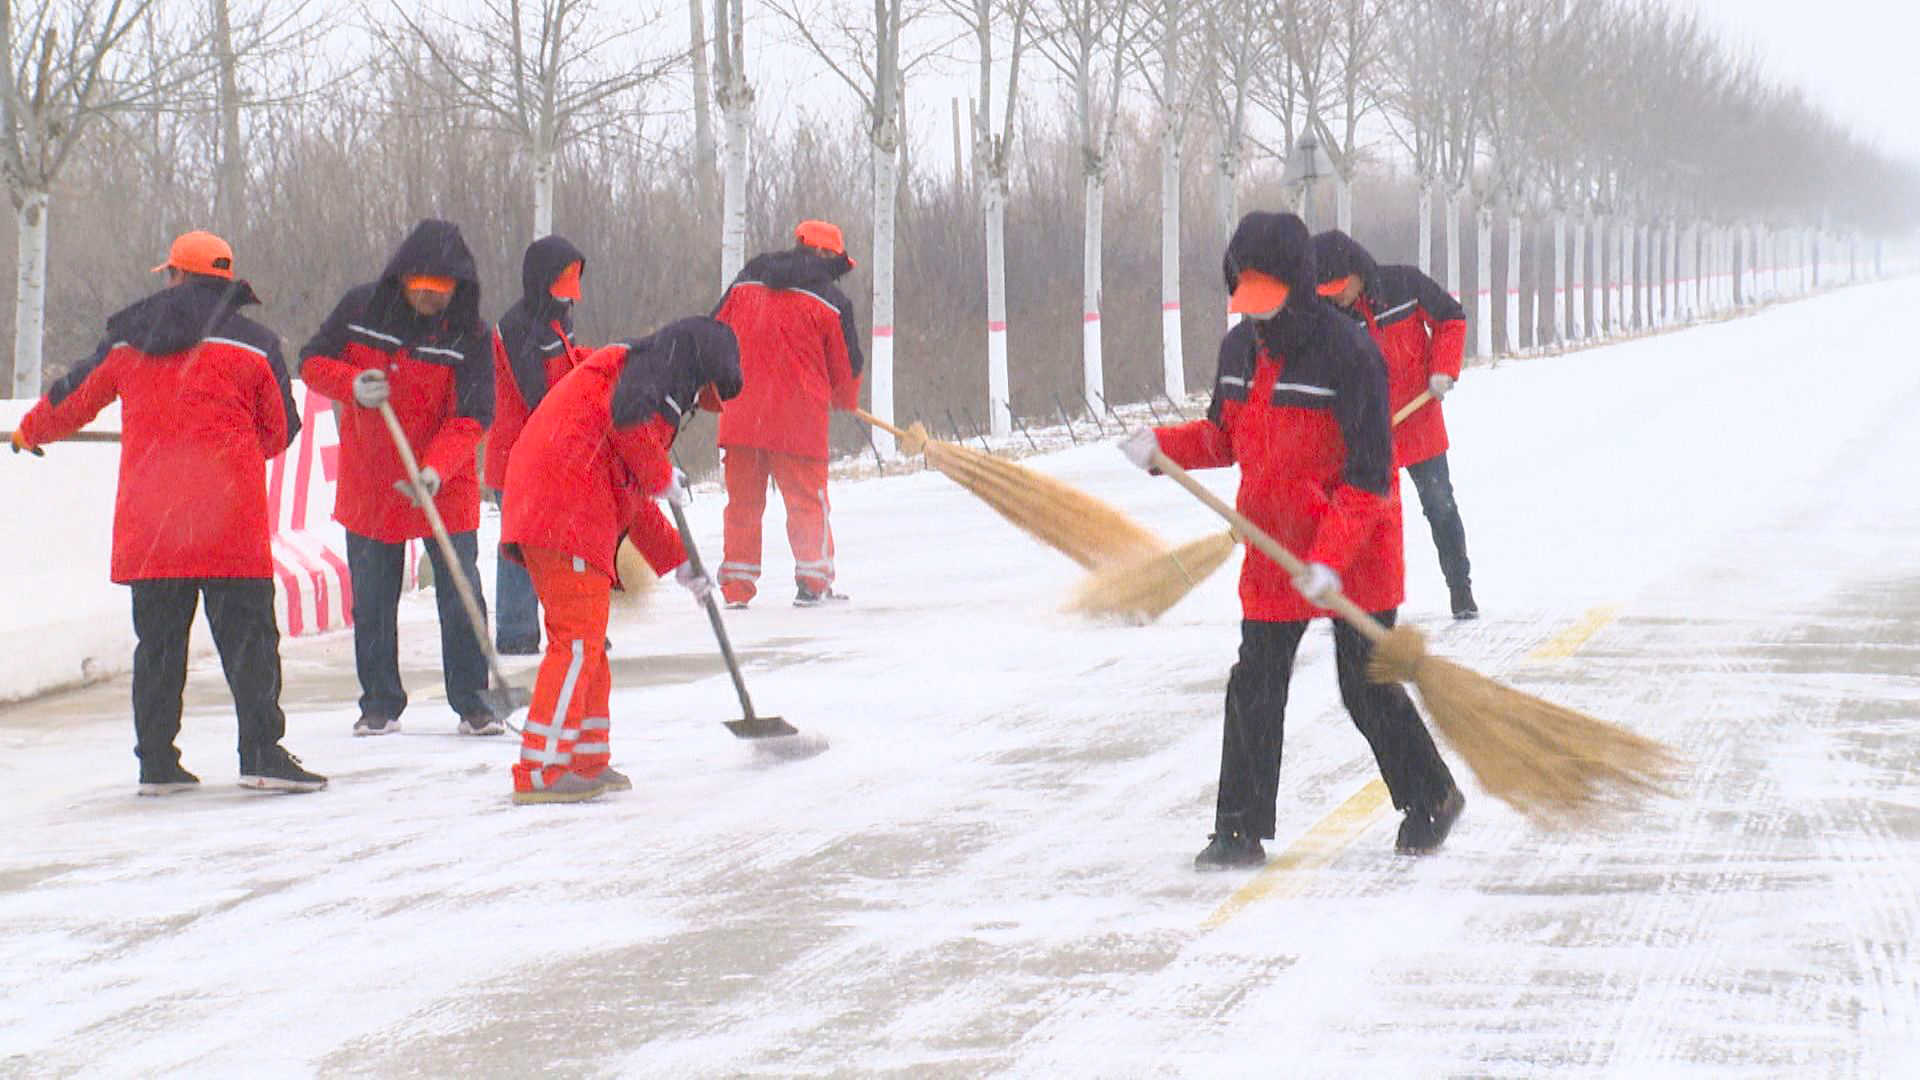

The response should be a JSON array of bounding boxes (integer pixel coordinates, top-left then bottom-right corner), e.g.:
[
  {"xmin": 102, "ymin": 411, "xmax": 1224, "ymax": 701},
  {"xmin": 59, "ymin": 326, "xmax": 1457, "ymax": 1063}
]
[
  {"xmin": 362, "ymin": 219, "xmax": 486, "ymax": 347},
  {"xmin": 106, "ymin": 278, "xmax": 261, "ymax": 357},
  {"xmin": 737, "ymin": 247, "xmax": 853, "ymax": 293},
  {"xmin": 520, "ymin": 234, "xmax": 585, "ymax": 327},
  {"xmin": 611, "ymin": 317, "xmax": 744, "ymax": 431}
]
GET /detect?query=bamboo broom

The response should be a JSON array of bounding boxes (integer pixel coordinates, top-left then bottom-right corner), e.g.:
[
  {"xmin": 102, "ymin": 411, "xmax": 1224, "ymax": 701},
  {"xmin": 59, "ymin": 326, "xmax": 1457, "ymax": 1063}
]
[
  {"xmin": 1071, "ymin": 397, "xmax": 1429, "ymax": 623},
  {"xmin": 855, "ymin": 409, "xmax": 1164, "ymax": 570},
  {"xmin": 1148, "ymin": 447, "xmax": 1679, "ymax": 825}
]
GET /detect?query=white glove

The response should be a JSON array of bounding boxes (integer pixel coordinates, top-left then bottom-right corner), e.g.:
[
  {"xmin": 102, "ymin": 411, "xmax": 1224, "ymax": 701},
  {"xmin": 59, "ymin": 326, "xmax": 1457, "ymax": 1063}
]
[
  {"xmin": 661, "ymin": 467, "xmax": 691, "ymax": 508},
  {"xmin": 353, "ymin": 368, "xmax": 390, "ymax": 408},
  {"xmin": 1428, "ymin": 374, "xmax": 1455, "ymax": 400},
  {"xmin": 1290, "ymin": 562, "xmax": 1342, "ymax": 606},
  {"xmin": 674, "ymin": 560, "xmax": 713, "ymax": 604},
  {"xmin": 1120, "ymin": 428, "xmax": 1160, "ymax": 471},
  {"xmin": 393, "ymin": 466, "xmax": 441, "ymax": 506}
]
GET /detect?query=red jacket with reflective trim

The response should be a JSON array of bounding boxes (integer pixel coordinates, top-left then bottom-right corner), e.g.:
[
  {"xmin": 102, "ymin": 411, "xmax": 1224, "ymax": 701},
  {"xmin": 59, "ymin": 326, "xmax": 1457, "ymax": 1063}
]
[
  {"xmin": 502, "ymin": 319, "xmax": 743, "ymax": 584},
  {"xmin": 1153, "ymin": 302, "xmax": 1404, "ymax": 622},
  {"xmin": 485, "ymin": 235, "xmax": 588, "ymax": 491},
  {"xmin": 298, "ymin": 221, "xmax": 493, "ymax": 543},
  {"xmin": 17, "ymin": 279, "xmax": 299, "ymax": 582},
  {"xmin": 714, "ymin": 249, "xmax": 862, "ymax": 460},
  {"xmin": 1347, "ymin": 266, "xmax": 1465, "ymax": 468}
]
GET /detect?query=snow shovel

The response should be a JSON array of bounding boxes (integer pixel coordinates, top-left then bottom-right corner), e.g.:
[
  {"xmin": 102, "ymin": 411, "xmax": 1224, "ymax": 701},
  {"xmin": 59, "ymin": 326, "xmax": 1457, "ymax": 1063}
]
[
  {"xmin": 375, "ymin": 402, "xmax": 531, "ymax": 720},
  {"xmin": 665, "ymin": 500, "xmax": 818, "ymax": 749}
]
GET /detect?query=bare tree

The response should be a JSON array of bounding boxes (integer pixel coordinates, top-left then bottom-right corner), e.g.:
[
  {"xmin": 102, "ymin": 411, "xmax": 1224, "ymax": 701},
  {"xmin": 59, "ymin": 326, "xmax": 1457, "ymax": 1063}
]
[
  {"xmin": 1132, "ymin": 0, "xmax": 1201, "ymax": 400},
  {"xmin": 1310, "ymin": 0, "xmax": 1385, "ymax": 234},
  {"xmin": 688, "ymin": 0, "xmax": 716, "ymax": 212},
  {"xmin": 1198, "ymin": 0, "xmax": 1270, "ymax": 262},
  {"xmin": 1032, "ymin": 0, "xmax": 1142, "ymax": 416},
  {"xmin": 712, "ymin": 0, "xmax": 751, "ymax": 287},
  {"xmin": 384, "ymin": 0, "xmax": 678, "ymax": 239}
]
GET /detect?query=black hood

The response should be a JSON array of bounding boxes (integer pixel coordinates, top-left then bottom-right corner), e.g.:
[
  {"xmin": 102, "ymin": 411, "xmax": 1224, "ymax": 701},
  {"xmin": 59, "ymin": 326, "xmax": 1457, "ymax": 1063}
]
[
  {"xmin": 738, "ymin": 247, "xmax": 854, "ymax": 291},
  {"xmin": 106, "ymin": 278, "xmax": 261, "ymax": 357},
  {"xmin": 521, "ymin": 234, "xmax": 585, "ymax": 322},
  {"xmin": 1310, "ymin": 230, "xmax": 1379, "ymax": 290},
  {"xmin": 1223, "ymin": 211, "xmax": 1318, "ymax": 302},
  {"xmin": 612, "ymin": 317, "xmax": 744, "ymax": 431},
  {"xmin": 365, "ymin": 219, "xmax": 485, "ymax": 342}
]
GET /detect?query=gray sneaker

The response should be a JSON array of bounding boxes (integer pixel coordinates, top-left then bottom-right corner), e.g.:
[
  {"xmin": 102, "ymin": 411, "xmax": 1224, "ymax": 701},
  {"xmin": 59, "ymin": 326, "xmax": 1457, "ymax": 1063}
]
[
  {"xmin": 353, "ymin": 714, "xmax": 400, "ymax": 737},
  {"xmin": 594, "ymin": 765, "xmax": 633, "ymax": 792},
  {"xmin": 457, "ymin": 713, "xmax": 506, "ymax": 736},
  {"xmin": 512, "ymin": 772, "xmax": 607, "ymax": 806}
]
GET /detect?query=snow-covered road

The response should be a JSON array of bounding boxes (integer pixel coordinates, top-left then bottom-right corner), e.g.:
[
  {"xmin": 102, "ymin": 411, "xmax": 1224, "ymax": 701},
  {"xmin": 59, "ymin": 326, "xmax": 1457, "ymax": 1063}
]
[{"xmin": 4, "ymin": 279, "xmax": 1919, "ymax": 1077}]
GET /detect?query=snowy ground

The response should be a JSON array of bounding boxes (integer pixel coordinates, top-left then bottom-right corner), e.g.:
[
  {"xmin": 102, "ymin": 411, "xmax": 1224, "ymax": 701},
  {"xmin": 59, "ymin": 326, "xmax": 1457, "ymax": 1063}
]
[{"xmin": 5, "ymin": 281, "xmax": 1920, "ymax": 1078}]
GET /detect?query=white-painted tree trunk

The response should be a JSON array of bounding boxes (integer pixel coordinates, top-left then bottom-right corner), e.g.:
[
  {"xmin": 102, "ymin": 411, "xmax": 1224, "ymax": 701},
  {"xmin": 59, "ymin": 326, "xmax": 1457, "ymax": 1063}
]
[
  {"xmin": 1082, "ymin": 170, "xmax": 1105, "ymax": 417},
  {"xmin": 1216, "ymin": 151, "xmax": 1239, "ymax": 331},
  {"xmin": 1503, "ymin": 207, "xmax": 1521, "ymax": 353},
  {"xmin": 1417, "ymin": 180, "xmax": 1433, "ymax": 278},
  {"xmin": 1445, "ymin": 189, "xmax": 1463, "ymax": 301},
  {"xmin": 1571, "ymin": 212, "xmax": 1587, "ymax": 341},
  {"xmin": 532, "ymin": 144, "xmax": 556, "ymax": 238},
  {"xmin": 1552, "ymin": 212, "xmax": 1567, "ymax": 346},
  {"xmin": 983, "ymin": 175, "xmax": 1011, "ymax": 436},
  {"xmin": 1664, "ymin": 222, "xmax": 1677, "ymax": 321},
  {"xmin": 1610, "ymin": 218, "xmax": 1625, "ymax": 335},
  {"xmin": 1624, "ymin": 221, "xmax": 1638, "ymax": 331},
  {"xmin": 870, "ymin": 143, "xmax": 899, "ymax": 455},
  {"xmin": 1159, "ymin": 123, "xmax": 1183, "ymax": 402},
  {"xmin": 1474, "ymin": 204, "xmax": 1493, "ymax": 358},
  {"xmin": 1335, "ymin": 177, "xmax": 1353, "ymax": 235},
  {"xmin": 1589, "ymin": 214, "xmax": 1603, "ymax": 339},
  {"xmin": 719, "ymin": 99, "xmax": 751, "ymax": 289},
  {"xmin": 11, "ymin": 191, "xmax": 50, "ymax": 399}
]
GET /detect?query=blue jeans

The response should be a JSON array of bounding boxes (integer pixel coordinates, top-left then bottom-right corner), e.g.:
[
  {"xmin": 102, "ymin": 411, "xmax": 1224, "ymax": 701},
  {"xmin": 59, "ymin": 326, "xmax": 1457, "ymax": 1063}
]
[
  {"xmin": 346, "ymin": 529, "xmax": 491, "ymax": 719},
  {"xmin": 494, "ymin": 552, "xmax": 541, "ymax": 649}
]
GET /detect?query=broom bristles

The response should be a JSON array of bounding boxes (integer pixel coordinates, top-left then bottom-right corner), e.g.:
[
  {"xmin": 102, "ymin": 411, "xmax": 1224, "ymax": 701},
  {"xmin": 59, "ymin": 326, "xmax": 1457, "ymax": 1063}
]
[
  {"xmin": 612, "ymin": 537, "xmax": 658, "ymax": 606},
  {"xmin": 1067, "ymin": 531, "xmax": 1238, "ymax": 622},
  {"xmin": 904, "ymin": 425, "xmax": 1164, "ymax": 570},
  {"xmin": 1370, "ymin": 624, "xmax": 1681, "ymax": 825}
]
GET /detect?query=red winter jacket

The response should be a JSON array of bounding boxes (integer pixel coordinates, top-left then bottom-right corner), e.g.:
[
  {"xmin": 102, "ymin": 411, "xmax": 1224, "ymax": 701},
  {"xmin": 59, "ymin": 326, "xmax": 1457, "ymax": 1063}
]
[
  {"xmin": 17, "ymin": 279, "xmax": 299, "ymax": 582},
  {"xmin": 297, "ymin": 221, "xmax": 493, "ymax": 543},
  {"xmin": 485, "ymin": 235, "xmax": 588, "ymax": 491},
  {"xmin": 502, "ymin": 318, "xmax": 743, "ymax": 584},
  {"xmin": 1153, "ymin": 303, "xmax": 1404, "ymax": 622},
  {"xmin": 714, "ymin": 249, "xmax": 862, "ymax": 461}
]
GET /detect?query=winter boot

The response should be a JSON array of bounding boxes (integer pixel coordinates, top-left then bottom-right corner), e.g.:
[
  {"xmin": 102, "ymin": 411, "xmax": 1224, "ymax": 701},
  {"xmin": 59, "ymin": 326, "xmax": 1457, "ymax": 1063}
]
[
  {"xmin": 239, "ymin": 747, "xmax": 329, "ymax": 793},
  {"xmin": 1396, "ymin": 787, "xmax": 1466, "ymax": 854},
  {"xmin": 1449, "ymin": 582, "xmax": 1479, "ymax": 621},
  {"xmin": 1194, "ymin": 831, "xmax": 1267, "ymax": 871},
  {"xmin": 138, "ymin": 760, "xmax": 201, "ymax": 797},
  {"xmin": 457, "ymin": 712, "xmax": 506, "ymax": 736},
  {"xmin": 793, "ymin": 585, "xmax": 849, "ymax": 608},
  {"xmin": 593, "ymin": 765, "xmax": 633, "ymax": 792},
  {"xmin": 512, "ymin": 772, "xmax": 607, "ymax": 806},
  {"xmin": 353, "ymin": 714, "xmax": 400, "ymax": 737}
]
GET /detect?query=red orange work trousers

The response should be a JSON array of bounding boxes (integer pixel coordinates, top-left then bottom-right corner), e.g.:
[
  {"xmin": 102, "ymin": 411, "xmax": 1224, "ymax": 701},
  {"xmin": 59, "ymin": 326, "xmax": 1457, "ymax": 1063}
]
[
  {"xmin": 510, "ymin": 546, "xmax": 613, "ymax": 794},
  {"xmin": 718, "ymin": 447, "xmax": 835, "ymax": 604}
]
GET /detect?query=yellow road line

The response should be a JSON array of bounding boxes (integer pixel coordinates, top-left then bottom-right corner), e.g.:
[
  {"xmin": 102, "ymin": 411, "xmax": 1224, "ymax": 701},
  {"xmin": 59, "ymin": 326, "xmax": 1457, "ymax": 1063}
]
[
  {"xmin": 1202, "ymin": 603, "xmax": 1623, "ymax": 930},
  {"xmin": 1202, "ymin": 780, "xmax": 1390, "ymax": 930},
  {"xmin": 1527, "ymin": 604, "xmax": 1620, "ymax": 661}
]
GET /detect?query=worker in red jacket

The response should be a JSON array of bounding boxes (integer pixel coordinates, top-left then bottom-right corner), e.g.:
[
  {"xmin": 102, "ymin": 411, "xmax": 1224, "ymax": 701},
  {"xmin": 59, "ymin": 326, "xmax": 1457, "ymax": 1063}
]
[
  {"xmin": 486, "ymin": 235, "xmax": 589, "ymax": 655},
  {"xmin": 1121, "ymin": 211, "xmax": 1461, "ymax": 868},
  {"xmin": 500, "ymin": 317, "xmax": 743, "ymax": 804},
  {"xmin": 10, "ymin": 231, "xmax": 326, "ymax": 795},
  {"xmin": 1311, "ymin": 230, "xmax": 1477, "ymax": 619},
  {"xmin": 713, "ymin": 219, "xmax": 863, "ymax": 608},
  {"xmin": 298, "ymin": 220, "xmax": 499, "ymax": 737}
]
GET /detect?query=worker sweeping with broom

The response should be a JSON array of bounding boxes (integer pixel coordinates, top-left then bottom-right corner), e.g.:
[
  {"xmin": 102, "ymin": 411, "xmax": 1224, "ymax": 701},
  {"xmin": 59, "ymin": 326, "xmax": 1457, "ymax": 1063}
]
[
  {"xmin": 1120, "ymin": 210, "xmax": 1464, "ymax": 868},
  {"xmin": 499, "ymin": 317, "xmax": 743, "ymax": 804}
]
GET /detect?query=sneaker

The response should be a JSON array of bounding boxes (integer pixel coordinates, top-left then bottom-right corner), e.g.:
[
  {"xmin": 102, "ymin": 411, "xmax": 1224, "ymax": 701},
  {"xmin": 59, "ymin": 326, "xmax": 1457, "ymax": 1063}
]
[
  {"xmin": 793, "ymin": 585, "xmax": 849, "ymax": 607},
  {"xmin": 137, "ymin": 760, "xmax": 200, "ymax": 796},
  {"xmin": 353, "ymin": 714, "xmax": 400, "ymax": 737},
  {"xmin": 497, "ymin": 638, "xmax": 541, "ymax": 656},
  {"xmin": 1194, "ymin": 831, "xmax": 1267, "ymax": 871},
  {"xmin": 1396, "ymin": 787, "xmax": 1466, "ymax": 854},
  {"xmin": 593, "ymin": 765, "xmax": 633, "ymax": 792},
  {"xmin": 1449, "ymin": 583, "xmax": 1479, "ymax": 621},
  {"xmin": 512, "ymin": 772, "xmax": 607, "ymax": 806},
  {"xmin": 457, "ymin": 713, "xmax": 506, "ymax": 737},
  {"xmin": 725, "ymin": 601, "xmax": 750, "ymax": 611},
  {"xmin": 239, "ymin": 747, "xmax": 328, "ymax": 793}
]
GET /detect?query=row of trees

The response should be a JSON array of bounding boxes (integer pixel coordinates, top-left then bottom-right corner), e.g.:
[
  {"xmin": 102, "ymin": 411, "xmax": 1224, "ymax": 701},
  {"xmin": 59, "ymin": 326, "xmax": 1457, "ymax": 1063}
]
[{"xmin": 6, "ymin": 0, "xmax": 1917, "ymax": 456}]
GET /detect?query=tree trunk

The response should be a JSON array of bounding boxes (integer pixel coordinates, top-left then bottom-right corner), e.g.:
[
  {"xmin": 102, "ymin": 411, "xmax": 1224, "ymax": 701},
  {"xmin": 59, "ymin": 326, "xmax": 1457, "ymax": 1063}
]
[
  {"xmin": 1417, "ymin": 179, "xmax": 1433, "ymax": 278},
  {"xmin": 689, "ymin": 0, "xmax": 716, "ymax": 211},
  {"xmin": 1503, "ymin": 205, "xmax": 1521, "ymax": 353},
  {"xmin": 212, "ymin": 0, "xmax": 245, "ymax": 236},
  {"xmin": 1335, "ymin": 176, "xmax": 1353, "ymax": 235},
  {"xmin": 1082, "ymin": 169, "xmax": 1105, "ymax": 416},
  {"xmin": 1637, "ymin": 223, "xmax": 1651, "ymax": 326},
  {"xmin": 1217, "ymin": 145, "xmax": 1239, "ymax": 330},
  {"xmin": 1552, "ymin": 211, "xmax": 1566, "ymax": 346},
  {"xmin": 1571, "ymin": 211, "xmax": 1586, "ymax": 341},
  {"xmin": 984, "ymin": 173, "xmax": 1011, "ymax": 436},
  {"xmin": 1608, "ymin": 217, "xmax": 1624, "ymax": 335},
  {"xmin": 1619, "ymin": 219, "xmax": 1633, "ymax": 331},
  {"xmin": 871, "ymin": 141, "xmax": 899, "ymax": 453},
  {"xmin": 532, "ymin": 143, "xmax": 556, "ymax": 237},
  {"xmin": 11, "ymin": 191, "xmax": 50, "ymax": 398},
  {"xmin": 719, "ymin": 96, "xmax": 750, "ymax": 290},
  {"xmin": 1159, "ymin": 118, "xmax": 1183, "ymax": 402},
  {"xmin": 1474, "ymin": 203, "xmax": 1492, "ymax": 358},
  {"xmin": 1664, "ymin": 221, "xmax": 1678, "ymax": 319},
  {"xmin": 1444, "ymin": 187, "xmax": 1462, "ymax": 300}
]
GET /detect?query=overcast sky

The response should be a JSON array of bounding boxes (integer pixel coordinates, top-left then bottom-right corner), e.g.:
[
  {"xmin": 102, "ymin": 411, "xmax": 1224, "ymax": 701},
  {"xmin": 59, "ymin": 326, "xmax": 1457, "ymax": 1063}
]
[{"xmin": 1686, "ymin": 0, "xmax": 1920, "ymax": 164}]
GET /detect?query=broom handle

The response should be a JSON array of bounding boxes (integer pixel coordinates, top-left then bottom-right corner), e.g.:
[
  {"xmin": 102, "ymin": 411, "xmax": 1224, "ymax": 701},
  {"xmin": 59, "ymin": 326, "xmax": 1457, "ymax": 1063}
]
[
  {"xmin": 1392, "ymin": 391, "xmax": 1433, "ymax": 427},
  {"xmin": 853, "ymin": 408, "xmax": 907, "ymax": 439},
  {"xmin": 1149, "ymin": 449, "xmax": 1392, "ymax": 645}
]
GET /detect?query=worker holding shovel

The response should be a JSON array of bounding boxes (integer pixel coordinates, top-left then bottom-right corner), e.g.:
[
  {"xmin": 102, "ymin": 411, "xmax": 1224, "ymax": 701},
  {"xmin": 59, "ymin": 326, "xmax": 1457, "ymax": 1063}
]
[
  {"xmin": 1120, "ymin": 211, "xmax": 1463, "ymax": 869},
  {"xmin": 298, "ymin": 219, "xmax": 502, "ymax": 738},
  {"xmin": 499, "ymin": 317, "xmax": 743, "ymax": 804}
]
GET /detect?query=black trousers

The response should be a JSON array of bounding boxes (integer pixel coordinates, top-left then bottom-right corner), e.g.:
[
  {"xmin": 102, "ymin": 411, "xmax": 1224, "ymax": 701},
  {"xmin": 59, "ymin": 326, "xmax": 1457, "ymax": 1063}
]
[
  {"xmin": 1404, "ymin": 452, "xmax": 1473, "ymax": 591},
  {"xmin": 131, "ymin": 579, "xmax": 286, "ymax": 766},
  {"xmin": 1214, "ymin": 612, "xmax": 1455, "ymax": 839},
  {"xmin": 346, "ymin": 529, "xmax": 490, "ymax": 720}
]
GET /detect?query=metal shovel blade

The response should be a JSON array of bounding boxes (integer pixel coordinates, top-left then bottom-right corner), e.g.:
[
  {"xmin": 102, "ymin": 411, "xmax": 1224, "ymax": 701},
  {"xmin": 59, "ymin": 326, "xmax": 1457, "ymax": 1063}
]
[
  {"xmin": 482, "ymin": 685, "xmax": 533, "ymax": 718},
  {"xmin": 725, "ymin": 714, "xmax": 801, "ymax": 739}
]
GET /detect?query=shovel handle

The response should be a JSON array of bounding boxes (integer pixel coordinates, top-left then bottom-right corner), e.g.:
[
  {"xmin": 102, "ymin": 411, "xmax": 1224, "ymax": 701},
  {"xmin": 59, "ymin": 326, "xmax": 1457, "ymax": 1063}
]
[
  {"xmin": 374, "ymin": 401, "xmax": 520, "ymax": 697},
  {"xmin": 667, "ymin": 500, "xmax": 759, "ymax": 723},
  {"xmin": 1392, "ymin": 391, "xmax": 1433, "ymax": 427},
  {"xmin": 1149, "ymin": 449, "xmax": 1391, "ymax": 645}
]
